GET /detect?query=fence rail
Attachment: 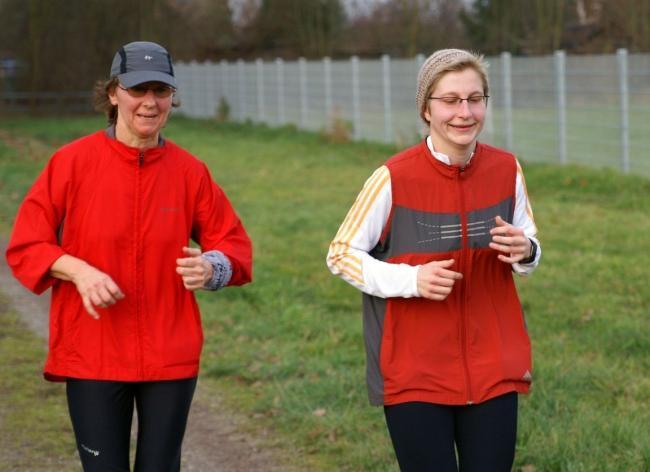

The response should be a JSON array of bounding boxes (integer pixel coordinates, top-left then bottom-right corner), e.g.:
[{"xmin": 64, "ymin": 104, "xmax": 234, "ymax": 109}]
[
  {"xmin": 0, "ymin": 91, "xmax": 92, "ymax": 114},
  {"xmin": 175, "ymin": 50, "xmax": 650, "ymax": 176}
]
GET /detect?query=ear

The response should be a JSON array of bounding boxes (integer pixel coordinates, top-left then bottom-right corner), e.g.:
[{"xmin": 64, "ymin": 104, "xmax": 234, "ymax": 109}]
[
  {"xmin": 423, "ymin": 103, "xmax": 432, "ymax": 123},
  {"xmin": 108, "ymin": 87, "xmax": 118, "ymax": 106}
]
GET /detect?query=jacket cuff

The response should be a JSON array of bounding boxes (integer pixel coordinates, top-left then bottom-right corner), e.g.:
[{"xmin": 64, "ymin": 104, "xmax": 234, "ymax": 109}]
[{"xmin": 201, "ymin": 250, "xmax": 232, "ymax": 291}]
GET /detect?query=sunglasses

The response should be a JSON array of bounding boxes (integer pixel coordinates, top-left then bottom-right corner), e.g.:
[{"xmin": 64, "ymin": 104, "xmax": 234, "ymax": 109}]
[{"xmin": 118, "ymin": 83, "xmax": 175, "ymax": 98}]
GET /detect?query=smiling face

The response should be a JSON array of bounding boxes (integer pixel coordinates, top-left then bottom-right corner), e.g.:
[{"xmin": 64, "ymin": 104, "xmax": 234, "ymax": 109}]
[
  {"xmin": 108, "ymin": 81, "xmax": 173, "ymax": 149},
  {"xmin": 423, "ymin": 67, "xmax": 487, "ymax": 163}
]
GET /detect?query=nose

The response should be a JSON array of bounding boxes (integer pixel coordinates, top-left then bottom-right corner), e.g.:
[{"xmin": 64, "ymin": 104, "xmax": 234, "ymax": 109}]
[
  {"xmin": 456, "ymin": 99, "xmax": 472, "ymax": 117},
  {"xmin": 141, "ymin": 89, "xmax": 157, "ymax": 105}
]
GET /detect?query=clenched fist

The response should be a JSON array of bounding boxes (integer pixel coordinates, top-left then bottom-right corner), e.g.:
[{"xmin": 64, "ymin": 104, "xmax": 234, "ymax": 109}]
[
  {"xmin": 416, "ymin": 259, "xmax": 463, "ymax": 301},
  {"xmin": 176, "ymin": 246, "xmax": 214, "ymax": 291}
]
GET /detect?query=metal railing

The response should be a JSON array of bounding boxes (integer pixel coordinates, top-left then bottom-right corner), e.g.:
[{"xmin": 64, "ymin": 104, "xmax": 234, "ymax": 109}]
[
  {"xmin": 0, "ymin": 91, "xmax": 93, "ymax": 114},
  {"xmin": 174, "ymin": 50, "xmax": 650, "ymax": 176}
]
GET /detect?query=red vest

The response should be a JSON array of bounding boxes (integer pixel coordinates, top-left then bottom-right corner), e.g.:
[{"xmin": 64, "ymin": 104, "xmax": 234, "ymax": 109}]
[{"xmin": 363, "ymin": 140, "xmax": 531, "ymax": 406}]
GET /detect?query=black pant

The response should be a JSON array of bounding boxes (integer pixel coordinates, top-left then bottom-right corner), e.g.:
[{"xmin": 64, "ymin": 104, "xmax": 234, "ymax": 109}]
[
  {"xmin": 66, "ymin": 377, "xmax": 197, "ymax": 472},
  {"xmin": 384, "ymin": 392, "xmax": 518, "ymax": 472}
]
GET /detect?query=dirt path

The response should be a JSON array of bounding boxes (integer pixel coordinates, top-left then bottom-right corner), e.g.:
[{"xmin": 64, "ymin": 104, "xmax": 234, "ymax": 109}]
[{"xmin": 0, "ymin": 241, "xmax": 286, "ymax": 471}]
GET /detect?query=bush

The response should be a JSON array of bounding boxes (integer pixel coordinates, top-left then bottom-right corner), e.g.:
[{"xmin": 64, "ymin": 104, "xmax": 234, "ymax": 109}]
[
  {"xmin": 321, "ymin": 108, "xmax": 353, "ymax": 144},
  {"xmin": 216, "ymin": 96, "xmax": 231, "ymax": 122}
]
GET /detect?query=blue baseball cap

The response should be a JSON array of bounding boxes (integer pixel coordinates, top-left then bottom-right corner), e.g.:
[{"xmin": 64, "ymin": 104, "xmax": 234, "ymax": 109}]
[{"xmin": 110, "ymin": 41, "xmax": 177, "ymax": 88}]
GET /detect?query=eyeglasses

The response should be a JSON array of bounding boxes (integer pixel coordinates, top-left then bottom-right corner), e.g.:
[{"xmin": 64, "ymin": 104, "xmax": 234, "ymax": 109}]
[
  {"xmin": 118, "ymin": 83, "xmax": 175, "ymax": 98},
  {"xmin": 428, "ymin": 95, "xmax": 489, "ymax": 108}
]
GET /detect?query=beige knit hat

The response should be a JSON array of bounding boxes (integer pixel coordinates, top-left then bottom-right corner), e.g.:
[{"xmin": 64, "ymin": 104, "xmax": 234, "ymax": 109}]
[{"xmin": 416, "ymin": 49, "xmax": 488, "ymax": 123}]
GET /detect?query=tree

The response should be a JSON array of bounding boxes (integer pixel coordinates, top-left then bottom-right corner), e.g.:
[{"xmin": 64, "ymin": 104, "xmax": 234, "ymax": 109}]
[
  {"xmin": 461, "ymin": 0, "xmax": 650, "ymax": 54},
  {"xmin": 166, "ymin": 0, "xmax": 237, "ymax": 61},
  {"xmin": 0, "ymin": 0, "xmax": 239, "ymax": 93},
  {"xmin": 460, "ymin": 0, "xmax": 530, "ymax": 54},
  {"xmin": 244, "ymin": 0, "xmax": 346, "ymax": 58},
  {"xmin": 343, "ymin": 0, "xmax": 467, "ymax": 57}
]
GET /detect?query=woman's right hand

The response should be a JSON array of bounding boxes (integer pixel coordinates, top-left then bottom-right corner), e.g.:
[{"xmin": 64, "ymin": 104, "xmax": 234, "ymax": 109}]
[
  {"xmin": 416, "ymin": 259, "xmax": 463, "ymax": 301},
  {"xmin": 50, "ymin": 255, "xmax": 124, "ymax": 319}
]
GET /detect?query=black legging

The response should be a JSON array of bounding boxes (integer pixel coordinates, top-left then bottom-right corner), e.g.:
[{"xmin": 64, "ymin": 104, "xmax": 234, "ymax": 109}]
[
  {"xmin": 384, "ymin": 392, "xmax": 518, "ymax": 472},
  {"xmin": 66, "ymin": 377, "xmax": 197, "ymax": 472}
]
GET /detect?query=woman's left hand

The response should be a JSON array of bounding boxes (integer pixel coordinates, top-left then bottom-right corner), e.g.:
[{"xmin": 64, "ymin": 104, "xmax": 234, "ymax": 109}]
[
  {"xmin": 489, "ymin": 215, "xmax": 532, "ymax": 264},
  {"xmin": 176, "ymin": 246, "xmax": 214, "ymax": 291}
]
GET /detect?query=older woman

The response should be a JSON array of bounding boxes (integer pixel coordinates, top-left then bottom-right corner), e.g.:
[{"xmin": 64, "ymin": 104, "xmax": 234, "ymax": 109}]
[
  {"xmin": 327, "ymin": 49, "xmax": 541, "ymax": 471},
  {"xmin": 6, "ymin": 41, "xmax": 252, "ymax": 471}
]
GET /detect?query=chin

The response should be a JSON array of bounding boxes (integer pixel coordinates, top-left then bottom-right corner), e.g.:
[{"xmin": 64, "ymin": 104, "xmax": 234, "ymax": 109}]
[
  {"xmin": 136, "ymin": 125, "xmax": 161, "ymax": 135},
  {"xmin": 451, "ymin": 136, "xmax": 477, "ymax": 147}
]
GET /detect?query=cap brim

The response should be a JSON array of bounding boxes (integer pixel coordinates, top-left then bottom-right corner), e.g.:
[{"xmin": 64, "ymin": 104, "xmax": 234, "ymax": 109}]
[{"xmin": 118, "ymin": 71, "xmax": 177, "ymax": 88}]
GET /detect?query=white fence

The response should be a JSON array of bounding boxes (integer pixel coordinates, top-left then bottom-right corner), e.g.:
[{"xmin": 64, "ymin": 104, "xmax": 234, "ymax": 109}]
[{"xmin": 175, "ymin": 50, "xmax": 650, "ymax": 176}]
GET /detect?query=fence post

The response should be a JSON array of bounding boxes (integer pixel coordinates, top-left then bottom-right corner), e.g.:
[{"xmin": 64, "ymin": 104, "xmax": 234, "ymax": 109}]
[
  {"xmin": 256, "ymin": 58, "xmax": 265, "ymax": 123},
  {"xmin": 204, "ymin": 62, "xmax": 213, "ymax": 118},
  {"xmin": 482, "ymin": 57, "xmax": 494, "ymax": 142},
  {"xmin": 382, "ymin": 54, "xmax": 393, "ymax": 143},
  {"xmin": 617, "ymin": 48, "xmax": 630, "ymax": 173},
  {"xmin": 275, "ymin": 58, "xmax": 285, "ymax": 126},
  {"xmin": 299, "ymin": 57, "xmax": 308, "ymax": 128},
  {"xmin": 501, "ymin": 52, "xmax": 513, "ymax": 151},
  {"xmin": 237, "ymin": 59, "xmax": 245, "ymax": 121},
  {"xmin": 202, "ymin": 62, "xmax": 210, "ymax": 118},
  {"xmin": 189, "ymin": 60, "xmax": 200, "ymax": 118},
  {"xmin": 415, "ymin": 54, "xmax": 425, "ymax": 135},
  {"xmin": 324, "ymin": 57, "xmax": 332, "ymax": 124},
  {"xmin": 351, "ymin": 55, "xmax": 361, "ymax": 140},
  {"xmin": 554, "ymin": 50, "xmax": 567, "ymax": 165}
]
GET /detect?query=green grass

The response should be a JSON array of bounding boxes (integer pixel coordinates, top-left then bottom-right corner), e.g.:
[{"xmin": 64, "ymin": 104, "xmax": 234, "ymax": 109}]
[
  {"xmin": 1, "ymin": 115, "xmax": 649, "ymax": 471},
  {"xmin": 0, "ymin": 293, "xmax": 78, "ymax": 470}
]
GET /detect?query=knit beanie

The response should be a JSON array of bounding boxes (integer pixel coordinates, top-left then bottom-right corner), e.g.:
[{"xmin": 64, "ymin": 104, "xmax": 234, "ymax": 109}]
[{"xmin": 416, "ymin": 49, "xmax": 487, "ymax": 122}]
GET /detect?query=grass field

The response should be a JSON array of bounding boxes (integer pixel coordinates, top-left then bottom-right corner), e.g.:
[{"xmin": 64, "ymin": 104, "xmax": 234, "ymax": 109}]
[
  {"xmin": 1, "ymin": 115, "xmax": 649, "ymax": 471},
  {"xmin": 0, "ymin": 294, "xmax": 78, "ymax": 471}
]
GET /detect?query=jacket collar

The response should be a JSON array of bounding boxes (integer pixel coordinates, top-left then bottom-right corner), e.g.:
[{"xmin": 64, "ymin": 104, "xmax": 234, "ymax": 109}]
[
  {"xmin": 103, "ymin": 126, "xmax": 167, "ymax": 164},
  {"xmin": 420, "ymin": 138, "xmax": 482, "ymax": 178}
]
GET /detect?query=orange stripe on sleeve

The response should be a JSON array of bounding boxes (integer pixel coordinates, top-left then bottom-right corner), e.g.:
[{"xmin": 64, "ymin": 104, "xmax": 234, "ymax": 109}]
[
  {"xmin": 328, "ymin": 251, "xmax": 363, "ymax": 277},
  {"xmin": 333, "ymin": 166, "xmax": 389, "ymax": 246},
  {"xmin": 339, "ymin": 268, "xmax": 364, "ymax": 285},
  {"xmin": 334, "ymin": 169, "xmax": 390, "ymax": 258},
  {"xmin": 337, "ymin": 259, "xmax": 363, "ymax": 278},
  {"xmin": 516, "ymin": 159, "xmax": 535, "ymax": 223}
]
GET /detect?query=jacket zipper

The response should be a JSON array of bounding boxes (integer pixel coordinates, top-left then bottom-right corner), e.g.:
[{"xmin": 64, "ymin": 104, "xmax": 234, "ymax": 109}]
[
  {"xmin": 457, "ymin": 166, "xmax": 474, "ymax": 404},
  {"xmin": 135, "ymin": 151, "xmax": 144, "ymax": 377}
]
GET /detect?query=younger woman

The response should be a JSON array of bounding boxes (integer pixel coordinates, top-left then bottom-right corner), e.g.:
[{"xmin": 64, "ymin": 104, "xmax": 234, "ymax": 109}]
[{"xmin": 327, "ymin": 49, "xmax": 541, "ymax": 471}]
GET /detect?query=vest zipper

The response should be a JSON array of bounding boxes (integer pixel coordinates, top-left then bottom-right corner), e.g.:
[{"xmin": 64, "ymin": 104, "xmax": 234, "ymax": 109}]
[
  {"xmin": 457, "ymin": 166, "xmax": 474, "ymax": 404},
  {"xmin": 135, "ymin": 151, "xmax": 144, "ymax": 378}
]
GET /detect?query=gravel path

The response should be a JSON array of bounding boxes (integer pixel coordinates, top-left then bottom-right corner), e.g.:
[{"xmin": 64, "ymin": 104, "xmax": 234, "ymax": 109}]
[{"xmin": 0, "ymin": 240, "xmax": 286, "ymax": 471}]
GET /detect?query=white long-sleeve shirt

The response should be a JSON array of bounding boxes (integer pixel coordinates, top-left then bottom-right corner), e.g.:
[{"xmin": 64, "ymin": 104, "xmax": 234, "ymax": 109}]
[{"xmin": 327, "ymin": 137, "xmax": 541, "ymax": 299}]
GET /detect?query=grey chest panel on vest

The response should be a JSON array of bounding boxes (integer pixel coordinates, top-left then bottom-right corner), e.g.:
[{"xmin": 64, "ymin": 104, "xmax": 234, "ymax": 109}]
[{"xmin": 371, "ymin": 197, "xmax": 514, "ymax": 260}]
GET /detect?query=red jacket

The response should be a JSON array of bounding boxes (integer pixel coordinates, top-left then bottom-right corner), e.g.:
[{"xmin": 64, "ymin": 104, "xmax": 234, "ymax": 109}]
[
  {"xmin": 365, "ymin": 142, "xmax": 531, "ymax": 406},
  {"xmin": 6, "ymin": 130, "xmax": 252, "ymax": 382}
]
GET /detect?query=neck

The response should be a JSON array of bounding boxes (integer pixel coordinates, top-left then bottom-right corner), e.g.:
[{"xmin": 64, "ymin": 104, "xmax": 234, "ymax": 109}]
[
  {"xmin": 431, "ymin": 141, "xmax": 475, "ymax": 167},
  {"xmin": 448, "ymin": 149, "xmax": 473, "ymax": 167},
  {"xmin": 115, "ymin": 122, "xmax": 159, "ymax": 150}
]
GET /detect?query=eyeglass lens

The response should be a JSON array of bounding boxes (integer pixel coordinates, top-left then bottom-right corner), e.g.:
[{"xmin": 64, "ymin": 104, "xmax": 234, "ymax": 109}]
[
  {"xmin": 121, "ymin": 84, "xmax": 174, "ymax": 98},
  {"xmin": 430, "ymin": 95, "xmax": 489, "ymax": 107}
]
